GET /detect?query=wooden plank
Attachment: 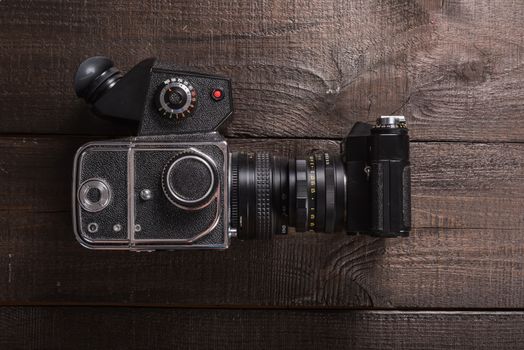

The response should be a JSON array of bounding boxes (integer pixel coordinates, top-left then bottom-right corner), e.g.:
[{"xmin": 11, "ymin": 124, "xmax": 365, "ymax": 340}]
[
  {"xmin": 2, "ymin": 216, "xmax": 524, "ymax": 308},
  {"xmin": 1, "ymin": 308, "xmax": 524, "ymax": 349},
  {"xmin": 0, "ymin": 137, "xmax": 522, "ymax": 229},
  {"xmin": 0, "ymin": 0, "xmax": 523, "ymax": 141}
]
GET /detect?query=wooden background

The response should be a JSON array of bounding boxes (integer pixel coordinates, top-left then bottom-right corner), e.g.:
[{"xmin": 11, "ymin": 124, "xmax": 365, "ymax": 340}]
[{"xmin": 0, "ymin": 0, "xmax": 523, "ymax": 348}]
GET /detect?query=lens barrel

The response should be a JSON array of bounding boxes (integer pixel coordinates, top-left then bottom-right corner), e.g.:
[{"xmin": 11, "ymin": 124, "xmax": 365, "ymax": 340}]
[
  {"xmin": 230, "ymin": 151, "xmax": 346, "ymax": 239},
  {"xmin": 230, "ymin": 152, "xmax": 287, "ymax": 239}
]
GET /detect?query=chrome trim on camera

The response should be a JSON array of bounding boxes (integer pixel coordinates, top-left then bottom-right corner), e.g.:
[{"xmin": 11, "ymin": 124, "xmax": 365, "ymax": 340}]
[
  {"xmin": 228, "ymin": 227, "xmax": 237, "ymax": 238},
  {"xmin": 376, "ymin": 115, "xmax": 406, "ymax": 128},
  {"xmin": 78, "ymin": 178, "xmax": 112, "ymax": 212}
]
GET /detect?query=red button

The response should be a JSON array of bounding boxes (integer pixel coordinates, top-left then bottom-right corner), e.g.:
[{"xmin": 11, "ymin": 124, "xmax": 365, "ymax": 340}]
[{"xmin": 212, "ymin": 89, "xmax": 223, "ymax": 101}]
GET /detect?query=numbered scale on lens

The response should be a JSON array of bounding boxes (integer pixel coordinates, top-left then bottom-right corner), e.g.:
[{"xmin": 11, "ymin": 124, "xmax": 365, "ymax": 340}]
[
  {"xmin": 307, "ymin": 155, "xmax": 317, "ymax": 231},
  {"xmin": 156, "ymin": 78, "xmax": 197, "ymax": 120}
]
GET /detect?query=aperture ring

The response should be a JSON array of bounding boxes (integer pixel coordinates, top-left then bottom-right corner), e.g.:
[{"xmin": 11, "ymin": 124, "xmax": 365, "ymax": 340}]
[
  {"xmin": 307, "ymin": 155, "xmax": 317, "ymax": 231},
  {"xmin": 314, "ymin": 153, "xmax": 326, "ymax": 233},
  {"xmin": 294, "ymin": 159, "xmax": 308, "ymax": 232}
]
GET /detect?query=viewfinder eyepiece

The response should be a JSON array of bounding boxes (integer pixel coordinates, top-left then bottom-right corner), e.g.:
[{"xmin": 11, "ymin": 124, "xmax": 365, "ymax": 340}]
[{"xmin": 74, "ymin": 56, "xmax": 123, "ymax": 104}]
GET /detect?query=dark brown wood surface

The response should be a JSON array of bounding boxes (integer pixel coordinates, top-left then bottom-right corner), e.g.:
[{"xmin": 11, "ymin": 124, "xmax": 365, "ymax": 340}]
[
  {"xmin": 2, "ymin": 308, "xmax": 524, "ymax": 350},
  {"xmin": 0, "ymin": 0, "xmax": 523, "ymax": 348},
  {"xmin": 1, "ymin": 0, "xmax": 523, "ymax": 141}
]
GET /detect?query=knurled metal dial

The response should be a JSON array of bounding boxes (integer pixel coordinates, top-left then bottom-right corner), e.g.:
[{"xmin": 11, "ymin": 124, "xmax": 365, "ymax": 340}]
[
  {"xmin": 155, "ymin": 78, "xmax": 197, "ymax": 120},
  {"xmin": 255, "ymin": 152, "xmax": 272, "ymax": 239}
]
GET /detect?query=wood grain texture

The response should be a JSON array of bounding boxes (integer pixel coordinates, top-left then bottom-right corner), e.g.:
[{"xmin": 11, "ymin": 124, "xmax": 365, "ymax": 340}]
[
  {"xmin": 0, "ymin": 0, "xmax": 523, "ymax": 141},
  {"xmin": 2, "ymin": 215, "xmax": 524, "ymax": 308},
  {"xmin": 1, "ymin": 308, "xmax": 524, "ymax": 349}
]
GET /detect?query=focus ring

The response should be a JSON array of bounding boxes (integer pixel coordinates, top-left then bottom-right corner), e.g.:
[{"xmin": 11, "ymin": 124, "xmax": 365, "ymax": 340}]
[{"xmin": 255, "ymin": 152, "xmax": 272, "ymax": 239}]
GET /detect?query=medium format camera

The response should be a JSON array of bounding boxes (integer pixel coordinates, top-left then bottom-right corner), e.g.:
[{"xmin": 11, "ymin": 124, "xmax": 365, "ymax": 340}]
[{"xmin": 72, "ymin": 56, "xmax": 411, "ymax": 251}]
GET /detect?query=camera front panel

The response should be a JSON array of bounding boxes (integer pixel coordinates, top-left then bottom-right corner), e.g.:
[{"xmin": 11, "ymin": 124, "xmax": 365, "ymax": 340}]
[
  {"xmin": 73, "ymin": 138, "xmax": 229, "ymax": 250},
  {"xmin": 75, "ymin": 146, "xmax": 129, "ymax": 243}
]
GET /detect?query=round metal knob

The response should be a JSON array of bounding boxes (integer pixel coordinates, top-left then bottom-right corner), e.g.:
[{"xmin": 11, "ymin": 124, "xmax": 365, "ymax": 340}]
[
  {"xmin": 161, "ymin": 152, "xmax": 218, "ymax": 210},
  {"xmin": 376, "ymin": 116, "xmax": 407, "ymax": 128},
  {"xmin": 155, "ymin": 78, "xmax": 197, "ymax": 120},
  {"xmin": 78, "ymin": 179, "xmax": 112, "ymax": 212}
]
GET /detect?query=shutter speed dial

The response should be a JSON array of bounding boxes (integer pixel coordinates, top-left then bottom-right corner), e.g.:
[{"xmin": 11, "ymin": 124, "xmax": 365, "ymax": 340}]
[
  {"xmin": 161, "ymin": 152, "xmax": 218, "ymax": 210},
  {"xmin": 156, "ymin": 78, "xmax": 197, "ymax": 120}
]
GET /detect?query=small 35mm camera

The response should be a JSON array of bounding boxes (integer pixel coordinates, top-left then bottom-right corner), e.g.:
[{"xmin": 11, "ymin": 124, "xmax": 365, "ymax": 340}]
[{"xmin": 72, "ymin": 56, "xmax": 411, "ymax": 251}]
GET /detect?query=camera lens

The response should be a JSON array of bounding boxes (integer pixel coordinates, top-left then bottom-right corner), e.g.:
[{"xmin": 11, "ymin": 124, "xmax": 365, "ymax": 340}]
[{"xmin": 230, "ymin": 151, "xmax": 346, "ymax": 239}]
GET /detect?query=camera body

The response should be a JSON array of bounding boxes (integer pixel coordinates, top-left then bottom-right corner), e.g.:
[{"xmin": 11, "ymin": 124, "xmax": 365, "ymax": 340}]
[{"xmin": 73, "ymin": 57, "xmax": 411, "ymax": 251}]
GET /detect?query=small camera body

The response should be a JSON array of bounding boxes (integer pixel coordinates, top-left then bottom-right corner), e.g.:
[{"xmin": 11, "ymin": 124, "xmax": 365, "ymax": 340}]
[
  {"xmin": 342, "ymin": 119, "xmax": 411, "ymax": 237},
  {"xmin": 73, "ymin": 56, "xmax": 411, "ymax": 251}
]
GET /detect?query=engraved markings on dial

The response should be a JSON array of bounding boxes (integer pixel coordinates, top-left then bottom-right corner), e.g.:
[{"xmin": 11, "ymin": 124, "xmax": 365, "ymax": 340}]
[
  {"xmin": 307, "ymin": 155, "xmax": 317, "ymax": 229},
  {"xmin": 156, "ymin": 78, "xmax": 197, "ymax": 120}
]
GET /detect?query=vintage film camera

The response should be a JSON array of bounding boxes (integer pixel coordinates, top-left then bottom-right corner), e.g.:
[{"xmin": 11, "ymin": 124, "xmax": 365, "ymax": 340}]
[{"xmin": 72, "ymin": 57, "xmax": 411, "ymax": 251}]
